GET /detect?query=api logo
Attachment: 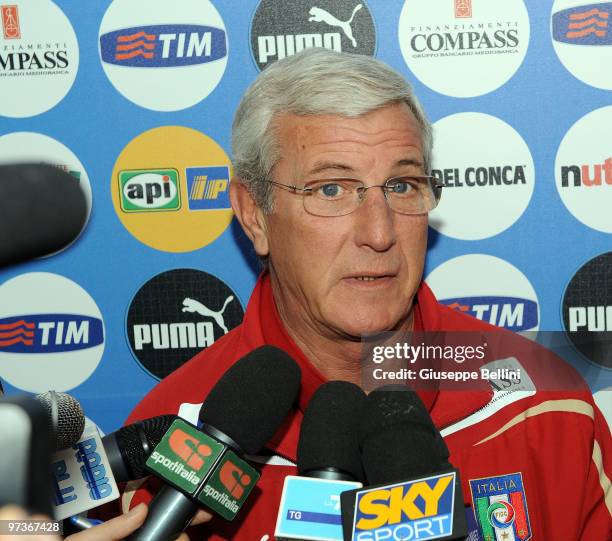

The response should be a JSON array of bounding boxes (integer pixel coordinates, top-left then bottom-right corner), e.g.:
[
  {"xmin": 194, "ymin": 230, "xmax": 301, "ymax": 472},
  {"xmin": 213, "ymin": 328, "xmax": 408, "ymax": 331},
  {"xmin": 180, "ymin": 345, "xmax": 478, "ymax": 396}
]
[
  {"xmin": 119, "ymin": 169, "xmax": 181, "ymax": 212},
  {"xmin": 186, "ymin": 166, "xmax": 230, "ymax": 210},
  {"xmin": 469, "ymin": 472, "xmax": 532, "ymax": 541},
  {"xmin": 352, "ymin": 472, "xmax": 456, "ymax": 541},
  {"xmin": 441, "ymin": 296, "xmax": 539, "ymax": 332},
  {"xmin": 0, "ymin": 315, "xmax": 104, "ymax": 353},
  {"xmin": 100, "ymin": 24, "xmax": 227, "ymax": 67},
  {"xmin": 552, "ymin": 3, "xmax": 611, "ymax": 45}
]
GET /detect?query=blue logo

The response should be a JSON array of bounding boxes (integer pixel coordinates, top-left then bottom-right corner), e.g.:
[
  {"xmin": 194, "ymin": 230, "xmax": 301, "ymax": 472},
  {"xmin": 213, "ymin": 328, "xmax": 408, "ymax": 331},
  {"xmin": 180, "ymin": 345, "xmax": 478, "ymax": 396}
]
[
  {"xmin": 552, "ymin": 3, "xmax": 612, "ymax": 45},
  {"xmin": 352, "ymin": 472, "xmax": 456, "ymax": 541},
  {"xmin": 275, "ymin": 476, "xmax": 361, "ymax": 540},
  {"xmin": 0, "ymin": 314, "xmax": 104, "ymax": 353},
  {"xmin": 100, "ymin": 25, "xmax": 227, "ymax": 67},
  {"xmin": 186, "ymin": 166, "xmax": 230, "ymax": 210},
  {"xmin": 440, "ymin": 296, "xmax": 538, "ymax": 331}
]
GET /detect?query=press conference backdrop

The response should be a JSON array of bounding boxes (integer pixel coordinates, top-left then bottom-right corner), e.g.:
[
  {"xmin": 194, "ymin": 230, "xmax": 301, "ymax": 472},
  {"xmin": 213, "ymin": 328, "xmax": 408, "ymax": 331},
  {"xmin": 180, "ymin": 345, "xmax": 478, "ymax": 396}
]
[{"xmin": 0, "ymin": 0, "xmax": 610, "ymax": 432}]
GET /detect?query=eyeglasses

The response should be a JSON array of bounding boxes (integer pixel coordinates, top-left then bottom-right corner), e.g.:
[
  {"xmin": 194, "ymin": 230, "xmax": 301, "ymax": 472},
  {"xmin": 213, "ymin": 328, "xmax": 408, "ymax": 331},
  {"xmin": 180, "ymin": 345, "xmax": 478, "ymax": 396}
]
[{"xmin": 268, "ymin": 176, "xmax": 442, "ymax": 217}]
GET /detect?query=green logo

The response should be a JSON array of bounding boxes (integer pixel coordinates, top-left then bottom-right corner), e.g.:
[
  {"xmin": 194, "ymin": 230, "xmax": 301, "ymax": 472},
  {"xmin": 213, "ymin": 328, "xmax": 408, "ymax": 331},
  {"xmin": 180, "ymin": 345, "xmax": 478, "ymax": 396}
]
[
  {"xmin": 146, "ymin": 419, "xmax": 223, "ymax": 496},
  {"xmin": 119, "ymin": 168, "xmax": 181, "ymax": 212},
  {"xmin": 197, "ymin": 451, "xmax": 259, "ymax": 520}
]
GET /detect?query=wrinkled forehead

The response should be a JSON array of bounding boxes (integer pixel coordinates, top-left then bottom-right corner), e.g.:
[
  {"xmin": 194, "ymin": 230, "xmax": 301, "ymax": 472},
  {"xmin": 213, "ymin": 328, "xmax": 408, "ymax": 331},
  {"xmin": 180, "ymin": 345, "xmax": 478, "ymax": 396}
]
[{"xmin": 272, "ymin": 104, "xmax": 425, "ymax": 174}]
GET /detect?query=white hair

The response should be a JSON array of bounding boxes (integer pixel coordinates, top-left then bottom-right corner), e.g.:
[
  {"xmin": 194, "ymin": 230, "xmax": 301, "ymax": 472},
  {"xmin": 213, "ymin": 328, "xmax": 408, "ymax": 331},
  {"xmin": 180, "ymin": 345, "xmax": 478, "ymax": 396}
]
[{"xmin": 232, "ymin": 48, "xmax": 433, "ymax": 212}]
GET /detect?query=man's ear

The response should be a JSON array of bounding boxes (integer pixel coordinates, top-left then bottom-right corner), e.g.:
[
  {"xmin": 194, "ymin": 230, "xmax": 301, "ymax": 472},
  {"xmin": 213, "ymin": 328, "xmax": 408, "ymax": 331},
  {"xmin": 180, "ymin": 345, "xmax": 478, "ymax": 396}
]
[{"xmin": 230, "ymin": 179, "xmax": 270, "ymax": 257}]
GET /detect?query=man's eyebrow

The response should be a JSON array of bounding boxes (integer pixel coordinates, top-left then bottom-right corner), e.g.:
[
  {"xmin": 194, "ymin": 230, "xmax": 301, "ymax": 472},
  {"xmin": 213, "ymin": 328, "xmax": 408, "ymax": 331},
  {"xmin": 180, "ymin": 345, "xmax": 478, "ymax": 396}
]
[
  {"xmin": 395, "ymin": 158, "xmax": 424, "ymax": 169},
  {"xmin": 307, "ymin": 162, "xmax": 356, "ymax": 176}
]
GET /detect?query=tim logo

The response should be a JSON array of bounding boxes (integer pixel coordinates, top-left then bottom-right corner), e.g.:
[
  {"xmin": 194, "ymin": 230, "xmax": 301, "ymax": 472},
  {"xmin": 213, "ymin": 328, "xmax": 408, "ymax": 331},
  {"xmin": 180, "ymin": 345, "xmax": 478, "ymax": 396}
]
[
  {"xmin": 219, "ymin": 461, "xmax": 252, "ymax": 500},
  {"xmin": 1, "ymin": 5, "xmax": 20, "ymax": 39},
  {"xmin": 0, "ymin": 315, "xmax": 104, "ymax": 353},
  {"xmin": 185, "ymin": 166, "xmax": 230, "ymax": 210},
  {"xmin": 552, "ymin": 2, "xmax": 611, "ymax": 45},
  {"xmin": 100, "ymin": 24, "xmax": 227, "ymax": 67},
  {"xmin": 169, "ymin": 428, "xmax": 213, "ymax": 471},
  {"xmin": 352, "ymin": 472, "xmax": 456, "ymax": 540},
  {"xmin": 441, "ymin": 296, "xmax": 538, "ymax": 331},
  {"xmin": 455, "ymin": 0, "xmax": 472, "ymax": 19}
]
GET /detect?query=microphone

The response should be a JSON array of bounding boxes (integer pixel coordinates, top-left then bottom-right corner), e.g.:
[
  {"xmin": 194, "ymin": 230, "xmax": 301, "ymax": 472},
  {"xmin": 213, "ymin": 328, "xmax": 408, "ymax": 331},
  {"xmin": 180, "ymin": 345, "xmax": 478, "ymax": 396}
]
[
  {"xmin": 341, "ymin": 386, "xmax": 468, "ymax": 541},
  {"xmin": 275, "ymin": 381, "xmax": 366, "ymax": 541},
  {"xmin": 35, "ymin": 391, "xmax": 86, "ymax": 451},
  {"xmin": 0, "ymin": 163, "xmax": 88, "ymax": 268},
  {"xmin": 0, "ymin": 394, "xmax": 54, "ymax": 516},
  {"xmin": 102, "ymin": 414, "xmax": 178, "ymax": 483},
  {"xmin": 127, "ymin": 345, "xmax": 302, "ymax": 541},
  {"xmin": 51, "ymin": 414, "xmax": 177, "ymax": 520}
]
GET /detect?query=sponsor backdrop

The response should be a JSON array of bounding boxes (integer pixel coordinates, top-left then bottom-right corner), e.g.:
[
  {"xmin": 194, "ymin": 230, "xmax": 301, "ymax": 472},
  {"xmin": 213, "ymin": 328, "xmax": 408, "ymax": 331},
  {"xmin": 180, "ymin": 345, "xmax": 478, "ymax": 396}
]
[{"xmin": 0, "ymin": 0, "xmax": 610, "ymax": 432}]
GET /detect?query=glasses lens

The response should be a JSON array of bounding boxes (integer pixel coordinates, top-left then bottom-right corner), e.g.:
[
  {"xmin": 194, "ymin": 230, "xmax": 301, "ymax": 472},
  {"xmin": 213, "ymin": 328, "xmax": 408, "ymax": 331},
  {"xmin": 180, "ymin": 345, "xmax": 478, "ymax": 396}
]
[
  {"xmin": 303, "ymin": 179, "xmax": 360, "ymax": 217},
  {"xmin": 386, "ymin": 177, "xmax": 439, "ymax": 215}
]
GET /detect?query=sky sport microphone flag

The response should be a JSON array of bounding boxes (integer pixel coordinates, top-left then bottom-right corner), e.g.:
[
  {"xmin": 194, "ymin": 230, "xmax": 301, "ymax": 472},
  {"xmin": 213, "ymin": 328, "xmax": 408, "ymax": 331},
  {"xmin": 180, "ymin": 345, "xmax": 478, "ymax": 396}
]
[
  {"xmin": 341, "ymin": 471, "xmax": 464, "ymax": 541},
  {"xmin": 145, "ymin": 417, "xmax": 259, "ymax": 520},
  {"xmin": 340, "ymin": 386, "xmax": 468, "ymax": 541}
]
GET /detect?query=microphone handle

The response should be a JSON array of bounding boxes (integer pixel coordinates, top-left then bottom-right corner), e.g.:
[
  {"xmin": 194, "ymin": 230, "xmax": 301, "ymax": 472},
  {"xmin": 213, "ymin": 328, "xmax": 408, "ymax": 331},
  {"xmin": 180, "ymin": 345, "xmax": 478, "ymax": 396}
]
[{"xmin": 125, "ymin": 485, "xmax": 199, "ymax": 541}]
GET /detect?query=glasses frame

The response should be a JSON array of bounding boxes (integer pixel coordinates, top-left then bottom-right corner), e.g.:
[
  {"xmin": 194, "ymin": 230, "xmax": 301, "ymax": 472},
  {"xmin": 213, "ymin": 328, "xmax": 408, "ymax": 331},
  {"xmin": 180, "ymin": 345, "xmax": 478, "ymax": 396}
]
[{"xmin": 268, "ymin": 175, "xmax": 443, "ymax": 217}]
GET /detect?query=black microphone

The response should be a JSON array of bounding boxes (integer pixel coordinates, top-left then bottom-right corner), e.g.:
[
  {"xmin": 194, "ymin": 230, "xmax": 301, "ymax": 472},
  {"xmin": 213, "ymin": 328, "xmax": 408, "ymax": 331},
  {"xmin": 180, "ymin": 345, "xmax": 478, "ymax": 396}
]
[
  {"xmin": 341, "ymin": 386, "xmax": 468, "ymax": 540},
  {"xmin": 51, "ymin": 414, "xmax": 178, "ymax": 520},
  {"xmin": 0, "ymin": 395, "xmax": 54, "ymax": 516},
  {"xmin": 0, "ymin": 163, "xmax": 87, "ymax": 268},
  {"xmin": 102, "ymin": 414, "xmax": 178, "ymax": 483},
  {"xmin": 127, "ymin": 345, "xmax": 301, "ymax": 541},
  {"xmin": 275, "ymin": 381, "xmax": 367, "ymax": 540}
]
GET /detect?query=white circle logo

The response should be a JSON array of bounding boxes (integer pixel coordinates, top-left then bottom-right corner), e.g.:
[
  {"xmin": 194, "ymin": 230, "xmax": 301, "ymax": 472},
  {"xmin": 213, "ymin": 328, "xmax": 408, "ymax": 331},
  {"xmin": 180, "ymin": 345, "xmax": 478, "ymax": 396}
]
[
  {"xmin": 426, "ymin": 255, "xmax": 540, "ymax": 332},
  {"xmin": 99, "ymin": 0, "xmax": 228, "ymax": 111},
  {"xmin": 428, "ymin": 113, "xmax": 535, "ymax": 240},
  {"xmin": 0, "ymin": 132, "xmax": 93, "ymax": 251},
  {"xmin": 0, "ymin": 273, "xmax": 105, "ymax": 393},
  {"xmin": 0, "ymin": 0, "xmax": 79, "ymax": 118},
  {"xmin": 555, "ymin": 106, "xmax": 612, "ymax": 233},
  {"xmin": 398, "ymin": 0, "xmax": 530, "ymax": 97},
  {"xmin": 551, "ymin": 0, "xmax": 612, "ymax": 90}
]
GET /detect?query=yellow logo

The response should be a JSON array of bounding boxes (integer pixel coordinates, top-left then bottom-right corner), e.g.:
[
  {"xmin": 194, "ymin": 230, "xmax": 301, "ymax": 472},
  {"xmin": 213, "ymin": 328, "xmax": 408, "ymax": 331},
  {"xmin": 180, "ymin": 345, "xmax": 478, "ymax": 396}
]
[
  {"xmin": 356, "ymin": 475, "xmax": 453, "ymax": 530},
  {"xmin": 111, "ymin": 126, "xmax": 233, "ymax": 252}
]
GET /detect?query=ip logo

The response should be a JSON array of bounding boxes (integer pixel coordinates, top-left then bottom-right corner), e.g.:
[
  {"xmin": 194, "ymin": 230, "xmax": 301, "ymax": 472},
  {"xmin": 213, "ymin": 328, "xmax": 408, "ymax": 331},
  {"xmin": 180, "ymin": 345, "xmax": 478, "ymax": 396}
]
[{"xmin": 186, "ymin": 166, "xmax": 230, "ymax": 210}]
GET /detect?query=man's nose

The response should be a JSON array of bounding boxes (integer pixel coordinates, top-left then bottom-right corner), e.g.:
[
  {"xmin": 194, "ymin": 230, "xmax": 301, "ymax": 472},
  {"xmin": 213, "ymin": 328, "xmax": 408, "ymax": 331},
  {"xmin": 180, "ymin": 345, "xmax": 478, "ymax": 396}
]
[{"xmin": 352, "ymin": 186, "xmax": 396, "ymax": 251}]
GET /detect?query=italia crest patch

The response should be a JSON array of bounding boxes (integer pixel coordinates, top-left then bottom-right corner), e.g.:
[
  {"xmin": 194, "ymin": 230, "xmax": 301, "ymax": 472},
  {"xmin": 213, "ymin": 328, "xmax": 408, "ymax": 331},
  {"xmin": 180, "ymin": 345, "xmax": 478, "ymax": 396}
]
[{"xmin": 469, "ymin": 472, "xmax": 532, "ymax": 541}]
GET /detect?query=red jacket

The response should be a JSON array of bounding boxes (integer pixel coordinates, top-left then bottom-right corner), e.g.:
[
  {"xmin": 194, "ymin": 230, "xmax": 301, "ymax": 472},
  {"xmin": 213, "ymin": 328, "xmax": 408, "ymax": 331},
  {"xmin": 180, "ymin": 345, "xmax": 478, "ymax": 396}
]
[{"xmin": 123, "ymin": 273, "xmax": 612, "ymax": 540}]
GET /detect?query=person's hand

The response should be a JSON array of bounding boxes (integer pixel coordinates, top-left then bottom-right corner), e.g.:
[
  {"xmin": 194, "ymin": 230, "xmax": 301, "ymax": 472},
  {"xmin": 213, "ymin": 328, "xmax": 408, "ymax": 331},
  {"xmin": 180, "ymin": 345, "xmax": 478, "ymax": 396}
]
[{"xmin": 66, "ymin": 503, "xmax": 213, "ymax": 541}]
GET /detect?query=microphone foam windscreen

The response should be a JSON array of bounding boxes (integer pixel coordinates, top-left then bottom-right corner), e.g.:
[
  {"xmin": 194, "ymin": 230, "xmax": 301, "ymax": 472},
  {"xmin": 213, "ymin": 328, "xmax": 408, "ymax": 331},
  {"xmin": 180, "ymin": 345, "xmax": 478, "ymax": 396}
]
[
  {"xmin": 297, "ymin": 381, "xmax": 367, "ymax": 481},
  {"xmin": 360, "ymin": 386, "xmax": 450, "ymax": 484},
  {"xmin": 117, "ymin": 414, "xmax": 178, "ymax": 480},
  {"xmin": 199, "ymin": 345, "xmax": 301, "ymax": 455},
  {"xmin": 36, "ymin": 391, "xmax": 85, "ymax": 450},
  {"xmin": 0, "ymin": 163, "xmax": 87, "ymax": 267}
]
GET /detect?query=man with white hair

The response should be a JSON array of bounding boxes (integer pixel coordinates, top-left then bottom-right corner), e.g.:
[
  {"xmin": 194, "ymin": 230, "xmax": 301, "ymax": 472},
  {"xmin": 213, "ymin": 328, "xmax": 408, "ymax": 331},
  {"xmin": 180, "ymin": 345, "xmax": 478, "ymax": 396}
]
[{"xmin": 124, "ymin": 48, "xmax": 611, "ymax": 540}]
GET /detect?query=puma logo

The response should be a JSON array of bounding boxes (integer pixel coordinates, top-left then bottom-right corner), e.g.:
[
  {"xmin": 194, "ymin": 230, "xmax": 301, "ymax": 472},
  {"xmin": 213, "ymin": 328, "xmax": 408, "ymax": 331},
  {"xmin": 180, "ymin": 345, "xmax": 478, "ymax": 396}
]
[
  {"xmin": 308, "ymin": 4, "xmax": 363, "ymax": 47},
  {"xmin": 182, "ymin": 295, "xmax": 234, "ymax": 334}
]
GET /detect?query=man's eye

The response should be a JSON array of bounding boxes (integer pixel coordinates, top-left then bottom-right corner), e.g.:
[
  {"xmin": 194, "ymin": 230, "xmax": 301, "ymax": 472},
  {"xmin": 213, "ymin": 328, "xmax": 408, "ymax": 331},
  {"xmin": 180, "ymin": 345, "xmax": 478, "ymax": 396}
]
[
  {"xmin": 388, "ymin": 181, "xmax": 414, "ymax": 194},
  {"xmin": 317, "ymin": 183, "xmax": 344, "ymax": 198}
]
